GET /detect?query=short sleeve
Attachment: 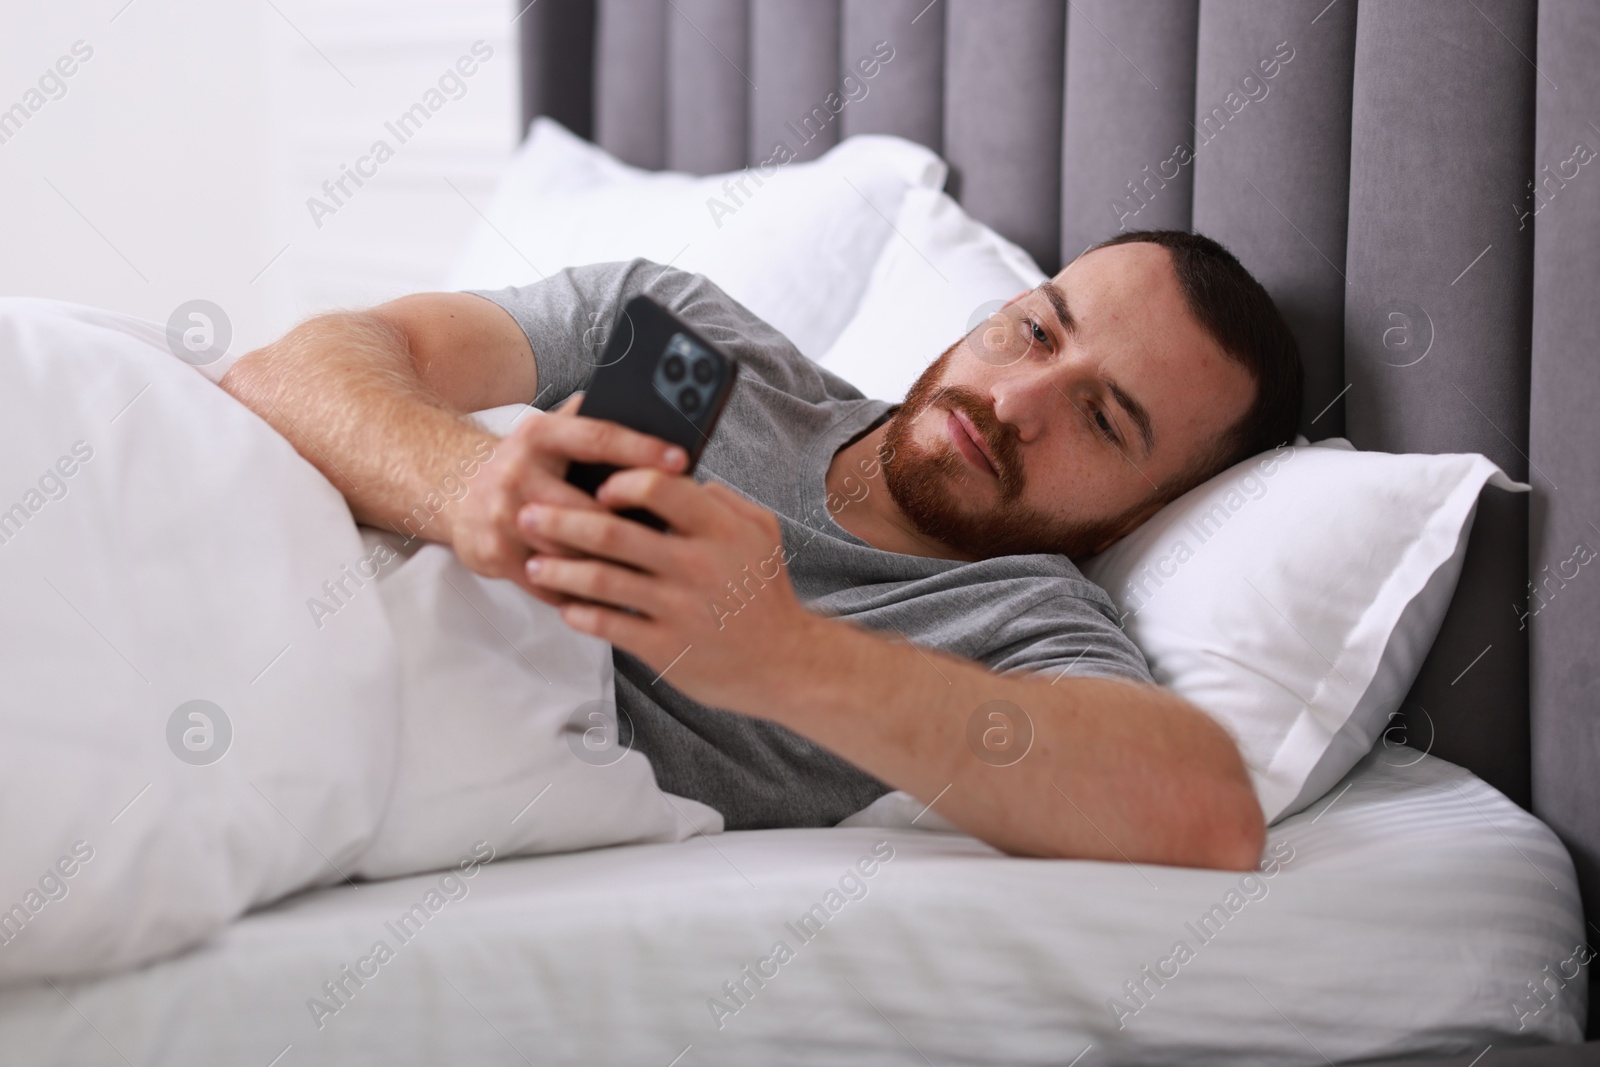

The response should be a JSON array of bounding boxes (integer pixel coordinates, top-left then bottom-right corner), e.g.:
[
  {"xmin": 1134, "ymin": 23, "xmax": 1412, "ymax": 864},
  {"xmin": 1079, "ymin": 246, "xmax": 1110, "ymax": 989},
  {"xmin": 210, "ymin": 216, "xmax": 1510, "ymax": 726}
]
[
  {"xmin": 467, "ymin": 259, "xmax": 697, "ymax": 411},
  {"xmin": 468, "ymin": 258, "xmax": 863, "ymax": 411},
  {"xmin": 985, "ymin": 585, "xmax": 1154, "ymax": 687}
]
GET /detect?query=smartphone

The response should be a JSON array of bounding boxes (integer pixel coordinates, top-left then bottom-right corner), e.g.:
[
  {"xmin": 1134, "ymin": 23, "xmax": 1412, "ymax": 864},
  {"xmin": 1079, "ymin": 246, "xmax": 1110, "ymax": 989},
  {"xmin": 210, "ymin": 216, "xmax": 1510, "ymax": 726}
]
[{"xmin": 564, "ymin": 295, "xmax": 739, "ymax": 530}]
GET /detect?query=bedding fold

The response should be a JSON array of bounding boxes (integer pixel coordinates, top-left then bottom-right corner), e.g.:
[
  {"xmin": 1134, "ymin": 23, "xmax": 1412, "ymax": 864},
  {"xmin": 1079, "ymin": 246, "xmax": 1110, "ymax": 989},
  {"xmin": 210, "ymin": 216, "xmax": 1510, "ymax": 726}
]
[{"xmin": 0, "ymin": 301, "xmax": 711, "ymax": 986}]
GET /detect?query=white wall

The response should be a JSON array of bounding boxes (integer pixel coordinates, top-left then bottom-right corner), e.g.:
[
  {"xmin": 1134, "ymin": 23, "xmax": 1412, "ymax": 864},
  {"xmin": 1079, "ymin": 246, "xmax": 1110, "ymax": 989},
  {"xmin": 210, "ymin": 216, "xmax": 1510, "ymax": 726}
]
[{"xmin": 0, "ymin": 0, "xmax": 517, "ymax": 356}]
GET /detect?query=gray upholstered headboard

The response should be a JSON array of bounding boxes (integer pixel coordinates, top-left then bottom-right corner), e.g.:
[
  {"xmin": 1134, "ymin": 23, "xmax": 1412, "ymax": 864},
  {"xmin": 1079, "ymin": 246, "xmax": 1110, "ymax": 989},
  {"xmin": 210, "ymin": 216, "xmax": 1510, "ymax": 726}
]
[{"xmin": 517, "ymin": 0, "xmax": 1599, "ymax": 1028}]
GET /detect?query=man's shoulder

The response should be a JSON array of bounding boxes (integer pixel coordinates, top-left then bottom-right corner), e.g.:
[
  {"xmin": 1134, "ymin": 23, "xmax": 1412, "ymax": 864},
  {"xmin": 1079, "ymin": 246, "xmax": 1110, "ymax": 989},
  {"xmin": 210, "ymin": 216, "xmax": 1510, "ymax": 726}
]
[
  {"xmin": 958, "ymin": 551, "xmax": 1120, "ymax": 613},
  {"xmin": 861, "ymin": 550, "xmax": 1129, "ymax": 644},
  {"xmin": 472, "ymin": 259, "xmax": 867, "ymax": 407},
  {"xmin": 469, "ymin": 258, "xmax": 758, "ymax": 338},
  {"xmin": 864, "ymin": 551, "xmax": 1149, "ymax": 684},
  {"xmin": 953, "ymin": 554, "xmax": 1150, "ymax": 683}
]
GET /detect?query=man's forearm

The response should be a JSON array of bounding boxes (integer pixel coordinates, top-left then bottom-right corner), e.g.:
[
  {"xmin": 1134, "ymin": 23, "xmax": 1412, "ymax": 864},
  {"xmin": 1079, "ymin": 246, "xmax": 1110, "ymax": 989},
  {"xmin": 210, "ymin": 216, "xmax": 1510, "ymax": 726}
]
[
  {"xmin": 745, "ymin": 612, "xmax": 1265, "ymax": 869},
  {"xmin": 219, "ymin": 312, "xmax": 494, "ymax": 545}
]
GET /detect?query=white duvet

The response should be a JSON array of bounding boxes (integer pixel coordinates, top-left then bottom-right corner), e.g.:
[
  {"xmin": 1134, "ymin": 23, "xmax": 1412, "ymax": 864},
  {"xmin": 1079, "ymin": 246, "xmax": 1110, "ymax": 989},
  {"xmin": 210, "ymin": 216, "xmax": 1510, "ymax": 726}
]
[{"xmin": 0, "ymin": 300, "xmax": 716, "ymax": 985}]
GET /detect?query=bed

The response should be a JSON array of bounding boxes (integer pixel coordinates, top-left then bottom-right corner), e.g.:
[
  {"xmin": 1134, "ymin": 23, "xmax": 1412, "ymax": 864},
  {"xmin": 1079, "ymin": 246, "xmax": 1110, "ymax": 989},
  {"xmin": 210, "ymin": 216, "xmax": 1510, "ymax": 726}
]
[
  {"xmin": 3, "ymin": 1, "xmax": 1598, "ymax": 1064},
  {"xmin": 0, "ymin": 749, "xmax": 1583, "ymax": 1065}
]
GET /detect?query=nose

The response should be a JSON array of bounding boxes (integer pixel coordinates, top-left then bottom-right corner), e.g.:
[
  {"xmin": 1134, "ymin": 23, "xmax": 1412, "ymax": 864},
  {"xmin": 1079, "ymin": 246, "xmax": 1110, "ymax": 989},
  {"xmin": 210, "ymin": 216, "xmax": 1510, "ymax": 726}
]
[{"xmin": 990, "ymin": 355, "xmax": 1077, "ymax": 445}]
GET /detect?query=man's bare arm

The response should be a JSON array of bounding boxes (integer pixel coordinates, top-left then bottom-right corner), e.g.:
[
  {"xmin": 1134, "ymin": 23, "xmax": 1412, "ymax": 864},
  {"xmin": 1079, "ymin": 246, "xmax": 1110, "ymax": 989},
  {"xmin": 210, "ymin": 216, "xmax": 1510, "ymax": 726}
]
[
  {"xmin": 514, "ymin": 468, "xmax": 1266, "ymax": 870},
  {"xmin": 750, "ymin": 613, "xmax": 1264, "ymax": 868},
  {"xmin": 218, "ymin": 294, "xmax": 535, "ymax": 539},
  {"xmin": 218, "ymin": 294, "xmax": 688, "ymax": 594}
]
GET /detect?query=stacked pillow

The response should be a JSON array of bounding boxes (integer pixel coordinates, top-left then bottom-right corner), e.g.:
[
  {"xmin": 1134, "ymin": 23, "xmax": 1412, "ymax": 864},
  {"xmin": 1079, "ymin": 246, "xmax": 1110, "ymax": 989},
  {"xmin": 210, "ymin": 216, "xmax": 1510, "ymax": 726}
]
[
  {"xmin": 815, "ymin": 187, "xmax": 1044, "ymax": 403},
  {"xmin": 447, "ymin": 118, "xmax": 946, "ymax": 361}
]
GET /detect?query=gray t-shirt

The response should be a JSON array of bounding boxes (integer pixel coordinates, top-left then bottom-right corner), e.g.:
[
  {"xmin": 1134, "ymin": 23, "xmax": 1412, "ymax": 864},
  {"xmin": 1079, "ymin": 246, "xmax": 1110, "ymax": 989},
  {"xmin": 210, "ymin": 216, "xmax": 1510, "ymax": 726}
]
[{"xmin": 472, "ymin": 260, "xmax": 1153, "ymax": 829}]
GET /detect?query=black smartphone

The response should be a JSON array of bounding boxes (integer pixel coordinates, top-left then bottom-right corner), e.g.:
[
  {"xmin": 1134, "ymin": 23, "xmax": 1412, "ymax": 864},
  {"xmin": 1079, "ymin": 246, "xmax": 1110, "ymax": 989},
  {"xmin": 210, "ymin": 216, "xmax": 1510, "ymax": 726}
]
[{"xmin": 564, "ymin": 295, "xmax": 739, "ymax": 530}]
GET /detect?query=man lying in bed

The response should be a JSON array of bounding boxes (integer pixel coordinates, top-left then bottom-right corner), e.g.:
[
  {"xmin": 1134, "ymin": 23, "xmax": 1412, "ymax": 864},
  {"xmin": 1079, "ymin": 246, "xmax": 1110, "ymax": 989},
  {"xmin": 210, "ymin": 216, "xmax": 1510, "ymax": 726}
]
[{"xmin": 220, "ymin": 229, "xmax": 1302, "ymax": 872}]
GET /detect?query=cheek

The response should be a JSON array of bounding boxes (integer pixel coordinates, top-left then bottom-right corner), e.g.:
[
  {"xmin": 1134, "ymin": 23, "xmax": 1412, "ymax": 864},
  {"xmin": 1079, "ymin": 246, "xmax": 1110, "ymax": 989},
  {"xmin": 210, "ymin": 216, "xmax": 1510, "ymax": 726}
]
[
  {"xmin": 939, "ymin": 341, "xmax": 999, "ymax": 392},
  {"xmin": 968, "ymin": 323, "xmax": 1015, "ymax": 365},
  {"xmin": 1022, "ymin": 437, "xmax": 1143, "ymax": 520}
]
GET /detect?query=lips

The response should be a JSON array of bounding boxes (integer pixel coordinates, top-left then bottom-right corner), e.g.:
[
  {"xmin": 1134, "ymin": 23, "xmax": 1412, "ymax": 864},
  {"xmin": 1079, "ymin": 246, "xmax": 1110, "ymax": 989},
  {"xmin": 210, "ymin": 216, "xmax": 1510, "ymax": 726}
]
[{"xmin": 946, "ymin": 408, "xmax": 999, "ymax": 480}]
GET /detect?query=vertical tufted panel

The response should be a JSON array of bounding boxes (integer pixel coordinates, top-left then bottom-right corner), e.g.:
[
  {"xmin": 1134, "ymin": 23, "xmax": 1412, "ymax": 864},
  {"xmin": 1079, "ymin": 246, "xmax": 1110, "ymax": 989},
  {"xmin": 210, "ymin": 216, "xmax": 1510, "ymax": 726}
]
[
  {"xmin": 1190, "ymin": 0, "xmax": 1354, "ymax": 439},
  {"xmin": 593, "ymin": 0, "xmax": 666, "ymax": 166},
  {"xmin": 944, "ymin": 0, "xmax": 1065, "ymax": 270},
  {"xmin": 1529, "ymin": 0, "xmax": 1600, "ymax": 1034},
  {"xmin": 1345, "ymin": 0, "xmax": 1536, "ymax": 806},
  {"xmin": 518, "ymin": 0, "xmax": 596, "ymax": 140},
  {"xmin": 840, "ymin": 0, "xmax": 945, "ymax": 152},
  {"xmin": 749, "ymin": 0, "xmax": 841, "ymax": 165},
  {"xmin": 1060, "ymin": 1, "xmax": 1198, "ymax": 264},
  {"xmin": 666, "ymin": 0, "xmax": 751, "ymax": 174}
]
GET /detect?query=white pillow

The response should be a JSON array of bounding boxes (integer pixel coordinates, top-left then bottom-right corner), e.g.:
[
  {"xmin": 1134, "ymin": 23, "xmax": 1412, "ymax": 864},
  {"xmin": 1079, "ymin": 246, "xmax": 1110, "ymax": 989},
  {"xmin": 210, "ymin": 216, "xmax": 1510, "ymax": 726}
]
[
  {"xmin": 447, "ymin": 118, "xmax": 946, "ymax": 361},
  {"xmin": 1079, "ymin": 439, "xmax": 1528, "ymax": 823},
  {"xmin": 815, "ymin": 187, "xmax": 1046, "ymax": 402}
]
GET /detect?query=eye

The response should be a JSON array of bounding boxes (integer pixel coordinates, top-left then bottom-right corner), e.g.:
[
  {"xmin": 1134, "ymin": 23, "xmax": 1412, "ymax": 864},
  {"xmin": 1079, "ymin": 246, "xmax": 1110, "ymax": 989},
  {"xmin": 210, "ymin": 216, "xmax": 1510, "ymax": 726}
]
[
  {"xmin": 1090, "ymin": 405, "xmax": 1119, "ymax": 445},
  {"xmin": 1027, "ymin": 318, "xmax": 1049, "ymax": 347}
]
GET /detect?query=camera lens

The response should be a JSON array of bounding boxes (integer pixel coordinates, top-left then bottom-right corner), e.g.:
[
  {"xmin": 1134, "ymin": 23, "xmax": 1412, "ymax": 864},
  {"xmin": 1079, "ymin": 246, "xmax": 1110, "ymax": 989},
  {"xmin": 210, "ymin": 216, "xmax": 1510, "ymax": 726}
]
[
  {"xmin": 691, "ymin": 358, "xmax": 715, "ymax": 384},
  {"xmin": 662, "ymin": 354, "xmax": 686, "ymax": 382},
  {"xmin": 677, "ymin": 386, "xmax": 701, "ymax": 413}
]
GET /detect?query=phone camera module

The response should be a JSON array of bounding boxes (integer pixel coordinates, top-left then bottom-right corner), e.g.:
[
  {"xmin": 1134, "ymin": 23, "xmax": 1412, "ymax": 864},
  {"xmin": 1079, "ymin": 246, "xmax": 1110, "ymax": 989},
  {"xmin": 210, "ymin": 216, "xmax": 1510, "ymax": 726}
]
[{"xmin": 654, "ymin": 332, "xmax": 722, "ymax": 424}]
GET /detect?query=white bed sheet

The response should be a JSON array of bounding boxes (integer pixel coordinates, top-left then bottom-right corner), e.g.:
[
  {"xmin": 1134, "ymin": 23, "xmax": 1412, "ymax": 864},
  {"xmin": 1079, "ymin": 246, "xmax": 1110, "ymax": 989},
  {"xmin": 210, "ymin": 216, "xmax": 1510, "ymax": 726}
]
[{"xmin": 0, "ymin": 748, "xmax": 1583, "ymax": 1067}]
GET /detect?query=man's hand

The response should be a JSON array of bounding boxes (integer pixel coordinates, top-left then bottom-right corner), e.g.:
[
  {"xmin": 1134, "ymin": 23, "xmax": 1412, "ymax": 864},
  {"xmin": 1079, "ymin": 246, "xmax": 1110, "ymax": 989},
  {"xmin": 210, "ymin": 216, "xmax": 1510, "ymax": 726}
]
[
  {"xmin": 516, "ymin": 469, "xmax": 818, "ymax": 710},
  {"xmin": 449, "ymin": 395, "xmax": 690, "ymax": 605}
]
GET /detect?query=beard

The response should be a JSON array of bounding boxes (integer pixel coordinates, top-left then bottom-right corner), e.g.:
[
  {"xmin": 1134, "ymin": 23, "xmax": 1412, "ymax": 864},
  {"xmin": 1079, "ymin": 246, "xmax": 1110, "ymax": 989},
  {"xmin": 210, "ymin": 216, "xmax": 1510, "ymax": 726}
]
[{"xmin": 878, "ymin": 342, "xmax": 1139, "ymax": 561}]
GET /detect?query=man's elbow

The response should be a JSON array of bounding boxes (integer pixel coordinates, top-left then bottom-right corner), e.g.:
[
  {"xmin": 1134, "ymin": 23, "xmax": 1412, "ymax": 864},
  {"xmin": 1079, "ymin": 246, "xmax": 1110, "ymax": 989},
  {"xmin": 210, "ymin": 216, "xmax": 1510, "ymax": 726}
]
[
  {"xmin": 1166, "ymin": 694, "xmax": 1268, "ymax": 871},
  {"xmin": 1175, "ymin": 716, "xmax": 1267, "ymax": 871},
  {"xmin": 1197, "ymin": 778, "xmax": 1268, "ymax": 871}
]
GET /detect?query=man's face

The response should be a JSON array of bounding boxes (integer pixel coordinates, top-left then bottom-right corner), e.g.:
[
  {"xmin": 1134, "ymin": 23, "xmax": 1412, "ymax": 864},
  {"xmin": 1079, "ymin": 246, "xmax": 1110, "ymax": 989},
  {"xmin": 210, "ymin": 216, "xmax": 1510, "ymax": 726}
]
[{"xmin": 880, "ymin": 241, "xmax": 1256, "ymax": 560}]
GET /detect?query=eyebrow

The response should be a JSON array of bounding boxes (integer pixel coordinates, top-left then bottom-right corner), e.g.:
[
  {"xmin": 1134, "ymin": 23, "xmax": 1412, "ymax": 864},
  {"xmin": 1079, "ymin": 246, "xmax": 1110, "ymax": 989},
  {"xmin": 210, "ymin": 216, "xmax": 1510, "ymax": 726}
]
[
  {"xmin": 1037, "ymin": 280, "xmax": 1077, "ymax": 336},
  {"xmin": 1106, "ymin": 377, "xmax": 1156, "ymax": 458}
]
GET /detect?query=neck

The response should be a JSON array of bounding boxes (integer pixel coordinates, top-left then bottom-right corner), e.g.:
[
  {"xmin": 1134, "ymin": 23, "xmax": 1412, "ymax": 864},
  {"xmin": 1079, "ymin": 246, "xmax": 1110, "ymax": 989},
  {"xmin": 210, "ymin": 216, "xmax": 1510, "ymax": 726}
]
[{"xmin": 824, "ymin": 421, "xmax": 973, "ymax": 560}]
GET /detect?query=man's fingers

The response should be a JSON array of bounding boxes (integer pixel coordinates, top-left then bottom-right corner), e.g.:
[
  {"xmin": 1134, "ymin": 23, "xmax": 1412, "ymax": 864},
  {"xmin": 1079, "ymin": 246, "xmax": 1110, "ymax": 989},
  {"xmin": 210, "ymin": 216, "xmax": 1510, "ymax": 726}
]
[
  {"xmin": 526, "ymin": 583, "xmax": 583, "ymax": 609},
  {"xmin": 518, "ymin": 502, "xmax": 676, "ymax": 573},
  {"xmin": 525, "ymin": 555, "xmax": 670, "ymax": 618},
  {"xmin": 595, "ymin": 469, "xmax": 723, "ymax": 535},
  {"xmin": 527, "ymin": 412, "xmax": 688, "ymax": 473},
  {"xmin": 510, "ymin": 474, "xmax": 611, "ymax": 517},
  {"xmin": 521, "ymin": 534, "xmax": 591, "ymax": 560},
  {"xmin": 556, "ymin": 599, "xmax": 660, "ymax": 656}
]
